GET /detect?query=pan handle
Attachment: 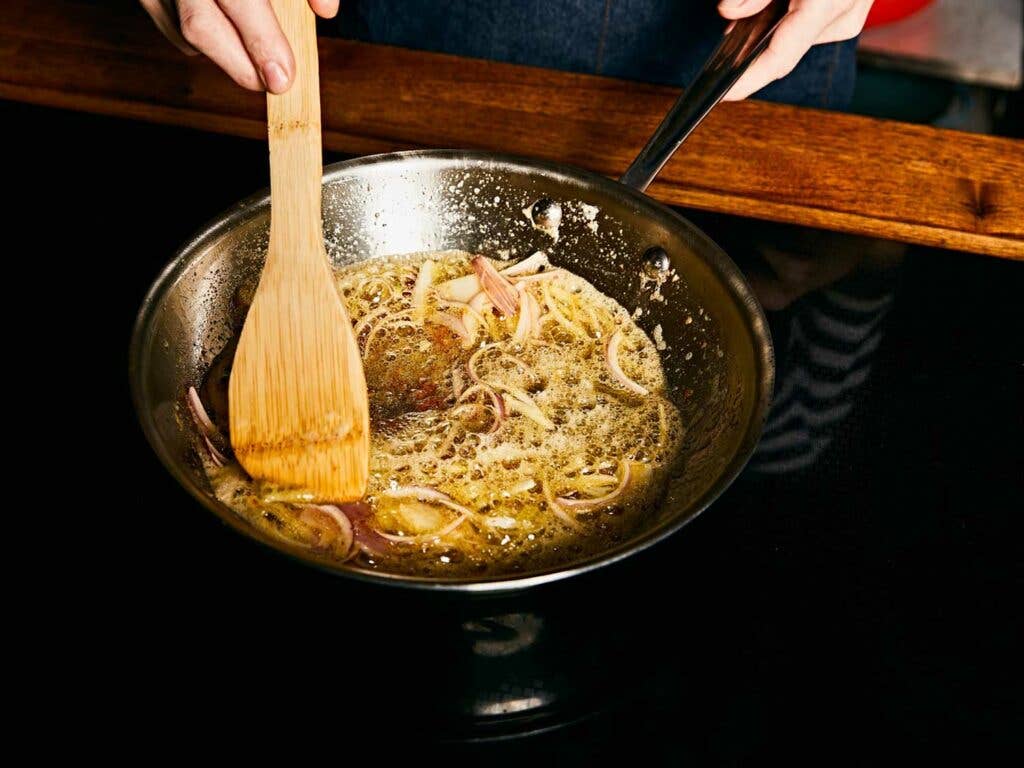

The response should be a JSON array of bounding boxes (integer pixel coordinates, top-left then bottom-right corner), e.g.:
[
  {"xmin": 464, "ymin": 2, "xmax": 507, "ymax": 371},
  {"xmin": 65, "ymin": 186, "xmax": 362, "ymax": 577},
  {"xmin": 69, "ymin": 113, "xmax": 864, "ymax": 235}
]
[{"xmin": 619, "ymin": 0, "xmax": 788, "ymax": 192}]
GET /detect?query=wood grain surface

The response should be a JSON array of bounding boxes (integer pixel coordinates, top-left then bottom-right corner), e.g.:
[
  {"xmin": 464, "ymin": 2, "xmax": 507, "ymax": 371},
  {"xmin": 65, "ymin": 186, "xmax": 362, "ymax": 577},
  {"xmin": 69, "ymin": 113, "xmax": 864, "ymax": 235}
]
[
  {"xmin": 229, "ymin": 0, "xmax": 369, "ymax": 503},
  {"xmin": 2, "ymin": 0, "xmax": 1021, "ymax": 259}
]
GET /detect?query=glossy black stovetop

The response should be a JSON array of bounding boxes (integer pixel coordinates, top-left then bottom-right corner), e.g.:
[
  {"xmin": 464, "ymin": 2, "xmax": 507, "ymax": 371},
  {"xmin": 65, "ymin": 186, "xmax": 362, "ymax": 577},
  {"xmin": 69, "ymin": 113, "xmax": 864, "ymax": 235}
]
[{"xmin": 24, "ymin": 99, "xmax": 1015, "ymax": 758}]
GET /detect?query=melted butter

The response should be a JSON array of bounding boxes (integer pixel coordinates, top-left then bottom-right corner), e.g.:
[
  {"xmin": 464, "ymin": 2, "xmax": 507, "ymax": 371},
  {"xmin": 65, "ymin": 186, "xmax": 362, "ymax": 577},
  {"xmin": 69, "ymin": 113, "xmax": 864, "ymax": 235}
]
[{"xmin": 206, "ymin": 250, "xmax": 684, "ymax": 578}]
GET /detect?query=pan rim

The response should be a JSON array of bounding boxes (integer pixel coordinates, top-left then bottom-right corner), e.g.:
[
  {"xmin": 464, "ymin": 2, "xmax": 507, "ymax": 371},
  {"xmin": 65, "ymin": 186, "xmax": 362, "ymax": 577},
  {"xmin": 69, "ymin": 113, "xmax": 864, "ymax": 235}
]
[{"xmin": 129, "ymin": 149, "xmax": 774, "ymax": 594}]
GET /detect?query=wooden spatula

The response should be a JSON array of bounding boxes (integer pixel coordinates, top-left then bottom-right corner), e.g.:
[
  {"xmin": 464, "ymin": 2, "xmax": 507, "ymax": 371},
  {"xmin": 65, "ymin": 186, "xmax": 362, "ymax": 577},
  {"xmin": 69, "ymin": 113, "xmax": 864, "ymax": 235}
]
[{"xmin": 229, "ymin": 0, "xmax": 369, "ymax": 502}]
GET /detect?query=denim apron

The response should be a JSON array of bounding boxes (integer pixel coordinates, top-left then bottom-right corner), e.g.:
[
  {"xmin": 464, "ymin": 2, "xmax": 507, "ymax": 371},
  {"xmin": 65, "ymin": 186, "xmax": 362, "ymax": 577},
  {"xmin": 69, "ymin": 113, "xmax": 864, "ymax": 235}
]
[{"xmin": 337, "ymin": 0, "xmax": 857, "ymax": 109}]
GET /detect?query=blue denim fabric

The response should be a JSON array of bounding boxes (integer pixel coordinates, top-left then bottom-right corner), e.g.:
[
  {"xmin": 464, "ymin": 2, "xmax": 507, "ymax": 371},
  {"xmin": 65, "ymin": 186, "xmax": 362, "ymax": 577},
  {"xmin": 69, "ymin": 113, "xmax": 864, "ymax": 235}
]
[{"xmin": 337, "ymin": 1, "xmax": 857, "ymax": 109}]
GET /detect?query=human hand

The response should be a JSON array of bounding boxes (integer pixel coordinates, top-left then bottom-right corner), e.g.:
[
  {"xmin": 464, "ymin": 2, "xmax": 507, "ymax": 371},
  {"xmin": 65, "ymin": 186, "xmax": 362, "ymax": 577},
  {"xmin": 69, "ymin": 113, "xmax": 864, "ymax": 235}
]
[
  {"xmin": 140, "ymin": 0, "xmax": 339, "ymax": 93},
  {"xmin": 718, "ymin": 0, "xmax": 874, "ymax": 101}
]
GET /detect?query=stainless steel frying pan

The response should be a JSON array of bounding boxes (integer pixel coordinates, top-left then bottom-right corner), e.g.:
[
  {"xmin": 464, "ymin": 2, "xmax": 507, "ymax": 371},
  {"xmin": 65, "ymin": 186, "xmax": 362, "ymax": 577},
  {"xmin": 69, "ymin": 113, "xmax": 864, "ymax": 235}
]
[{"xmin": 129, "ymin": 3, "xmax": 785, "ymax": 591}]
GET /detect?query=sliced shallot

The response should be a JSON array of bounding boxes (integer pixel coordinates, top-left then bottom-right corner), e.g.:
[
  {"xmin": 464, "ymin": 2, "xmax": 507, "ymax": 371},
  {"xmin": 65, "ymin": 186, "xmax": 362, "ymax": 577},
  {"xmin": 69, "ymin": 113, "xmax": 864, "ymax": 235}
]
[
  {"xmin": 467, "ymin": 343, "xmax": 499, "ymax": 384},
  {"xmin": 523, "ymin": 289, "xmax": 543, "ymax": 339},
  {"xmin": 437, "ymin": 299, "xmax": 489, "ymax": 328},
  {"xmin": 375, "ymin": 513, "xmax": 469, "ymax": 544},
  {"xmin": 464, "ymin": 385, "xmax": 503, "ymax": 434},
  {"xmin": 302, "ymin": 504, "xmax": 355, "ymax": 555},
  {"xmin": 463, "ymin": 291, "xmax": 491, "ymax": 340},
  {"xmin": 468, "ymin": 345, "xmax": 537, "ymax": 388},
  {"xmin": 341, "ymin": 500, "xmax": 390, "ymax": 555},
  {"xmin": 311, "ymin": 503, "xmax": 354, "ymax": 535},
  {"xmin": 457, "ymin": 383, "xmax": 506, "ymax": 432},
  {"xmin": 472, "ymin": 256, "xmax": 519, "ymax": 317},
  {"xmin": 469, "ymin": 291, "xmax": 491, "ymax": 315},
  {"xmin": 584, "ymin": 304, "xmax": 606, "ymax": 338},
  {"xmin": 436, "ymin": 273, "xmax": 481, "ymax": 303},
  {"xmin": 187, "ymin": 386, "xmax": 228, "ymax": 465},
  {"xmin": 187, "ymin": 386, "xmax": 219, "ymax": 439},
  {"xmin": 606, "ymin": 330, "xmax": 650, "ymax": 396},
  {"xmin": 381, "ymin": 485, "xmax": 477, "ymax": 517},
  {"xmin": 410, "ymin": 259, "xmax": 435, "ymax": 319},
  {"xmin": 542, "ymin": 282, "xmax": 584, "ymax": 337},
  {"xmin": 500, "ymin": 251, "xmax": 550, "ymax": 277},
  {"xmin": 497, "ymin": 385, "xmax": 555, "ymax": 430},
  {"xmin": 542, "ymin": 478, "xmax": 581, "ymax": 529},
  {"xmin": 512, "ymin": 284, "xmax": 535, "ymax": 343},
  {"xmin": 556, "ymin": 461, "xmax": 632, "ymax": 510},
  {"xmin": 499, "ymin": 352, "xmax": 539, "ymax": 380},
  {"xmin": 202, "ymin": 435, "xmax": 227, "ymax": 467}
]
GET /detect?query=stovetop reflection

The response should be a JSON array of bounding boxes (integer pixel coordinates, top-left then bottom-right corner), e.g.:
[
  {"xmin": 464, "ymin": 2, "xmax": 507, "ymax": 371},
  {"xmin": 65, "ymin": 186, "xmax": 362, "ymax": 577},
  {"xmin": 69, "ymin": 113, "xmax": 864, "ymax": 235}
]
[
  {"xmin": 177, "ymin": 518, "xmax": 708, "ymax": 744},
  {"xmin": 376, "ymin": 534, "xmax": 723, "ymax": 743},
  {"xmin": 453, "ymin": 607, "xmax": 634, "ymax": 739},
  {"xmin": 331, "ymin": 565, "xmax": 684, "ymax": 742}
]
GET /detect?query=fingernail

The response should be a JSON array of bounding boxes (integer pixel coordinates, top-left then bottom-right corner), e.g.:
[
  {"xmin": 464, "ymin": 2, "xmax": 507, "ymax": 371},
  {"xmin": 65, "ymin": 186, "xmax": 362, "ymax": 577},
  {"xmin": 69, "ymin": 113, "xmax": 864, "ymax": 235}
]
[
  {"xmin": 262, "ymin": 61, "xmax": 289, "ymax": 93},
  {"xmin": 720, "ymin": 0, "xmax": 748, "ymax": 7}
]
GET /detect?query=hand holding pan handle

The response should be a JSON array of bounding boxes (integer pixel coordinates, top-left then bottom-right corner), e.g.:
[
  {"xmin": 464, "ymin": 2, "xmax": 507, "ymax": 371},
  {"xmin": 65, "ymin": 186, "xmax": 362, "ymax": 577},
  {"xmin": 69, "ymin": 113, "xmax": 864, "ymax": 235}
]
[{"xmin": 620, "ymin": 0, "xmax": 788, "ymax": 192}]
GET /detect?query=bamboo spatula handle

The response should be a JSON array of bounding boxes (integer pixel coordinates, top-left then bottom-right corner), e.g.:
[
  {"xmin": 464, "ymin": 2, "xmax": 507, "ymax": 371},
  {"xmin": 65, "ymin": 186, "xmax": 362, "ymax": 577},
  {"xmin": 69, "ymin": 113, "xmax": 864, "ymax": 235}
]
[
  {"xmin": 266, "ymin": 0, "xmax": 324, "ymax": 273},
  {"xmin": 227, "ymin": 0, "xmax": 368, "ymax": 501}
]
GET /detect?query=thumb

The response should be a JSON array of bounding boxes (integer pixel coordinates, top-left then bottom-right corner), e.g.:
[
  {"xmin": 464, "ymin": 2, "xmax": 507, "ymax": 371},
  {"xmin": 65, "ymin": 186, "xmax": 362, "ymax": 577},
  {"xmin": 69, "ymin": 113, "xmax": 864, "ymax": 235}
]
[
  {"xmin": 307, "ymin": 0, "xmax": 340, "ymax": 19},
  {"xmin": 717, "ymin": 0, "xmax": 776, "ymax": 21}
]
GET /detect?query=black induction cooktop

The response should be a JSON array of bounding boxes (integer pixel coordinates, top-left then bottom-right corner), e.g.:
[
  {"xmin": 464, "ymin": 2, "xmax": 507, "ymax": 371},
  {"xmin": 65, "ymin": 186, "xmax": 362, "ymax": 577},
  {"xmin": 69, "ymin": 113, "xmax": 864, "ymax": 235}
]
[{"xmin": 23, "ymin": 99, "xmax": 1017, "ymax": 759}]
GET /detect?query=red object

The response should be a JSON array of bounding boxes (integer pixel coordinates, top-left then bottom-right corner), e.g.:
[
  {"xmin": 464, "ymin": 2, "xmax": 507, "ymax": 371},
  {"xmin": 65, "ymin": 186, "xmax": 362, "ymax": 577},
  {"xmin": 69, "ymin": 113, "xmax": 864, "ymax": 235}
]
[{"xmin": 864, "ymin": 0, "xmax": 935, "ymax": 28}]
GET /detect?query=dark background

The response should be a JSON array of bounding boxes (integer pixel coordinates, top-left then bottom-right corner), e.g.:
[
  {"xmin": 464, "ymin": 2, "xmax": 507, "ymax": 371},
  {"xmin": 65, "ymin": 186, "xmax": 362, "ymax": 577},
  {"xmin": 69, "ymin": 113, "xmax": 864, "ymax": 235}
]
[{"xmin": 20, "ymin": 91, "xmax": 1020, "ymax": 758}]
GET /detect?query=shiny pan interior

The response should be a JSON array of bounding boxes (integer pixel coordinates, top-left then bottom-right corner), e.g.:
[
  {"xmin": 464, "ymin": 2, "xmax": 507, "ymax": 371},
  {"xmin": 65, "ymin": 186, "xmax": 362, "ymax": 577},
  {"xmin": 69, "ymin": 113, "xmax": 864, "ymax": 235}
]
[{"xmin": 129, "ymin": 150, "xmax": 774, "ymax": 592}]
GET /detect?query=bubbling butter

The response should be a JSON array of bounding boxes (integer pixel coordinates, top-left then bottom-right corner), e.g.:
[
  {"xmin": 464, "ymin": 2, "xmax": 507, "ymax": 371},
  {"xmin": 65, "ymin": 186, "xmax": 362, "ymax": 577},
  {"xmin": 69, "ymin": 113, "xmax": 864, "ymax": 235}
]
[{"xmin": 202, "ymin": 250, "xmax": 684, "ymax": 578}]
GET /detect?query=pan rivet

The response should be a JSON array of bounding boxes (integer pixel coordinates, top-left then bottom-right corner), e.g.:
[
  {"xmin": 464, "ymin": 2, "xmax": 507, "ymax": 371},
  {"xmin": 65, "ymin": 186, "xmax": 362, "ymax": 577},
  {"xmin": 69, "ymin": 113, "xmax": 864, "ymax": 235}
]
[
  {"xmin": 531, "ymin": 198, "xmax": 562, "ymax": 229},
  {"xmin": 642, "ymin": 246, "xmax": 670, "ymax": 275}
]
